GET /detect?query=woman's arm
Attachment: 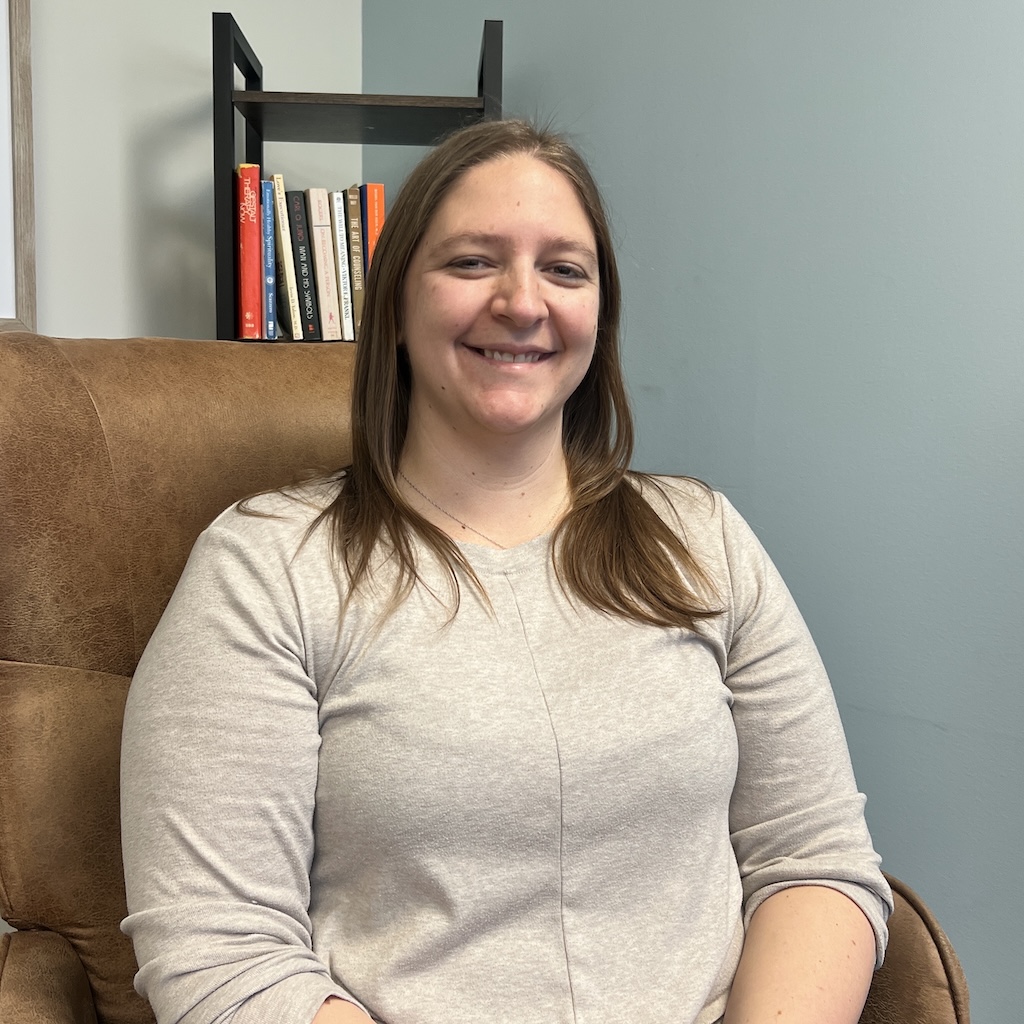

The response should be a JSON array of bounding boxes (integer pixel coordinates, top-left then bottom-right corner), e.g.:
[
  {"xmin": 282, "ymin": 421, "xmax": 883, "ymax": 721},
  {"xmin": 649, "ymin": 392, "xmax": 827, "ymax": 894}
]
[
  {"xmin": 121, "ymin": 508, "xmax": 361, "ymax": 1024},
  {"xmin": 723, "ymin": 885, "xmax": 875, "ymax": 1024}
]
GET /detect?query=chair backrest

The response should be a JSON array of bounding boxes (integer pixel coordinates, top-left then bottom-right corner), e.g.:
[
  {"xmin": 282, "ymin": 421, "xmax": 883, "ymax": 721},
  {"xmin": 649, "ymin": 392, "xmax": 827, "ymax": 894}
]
[{"xmin": 0, "ymin": 334, "xmax": 354, "ymax": 1024}]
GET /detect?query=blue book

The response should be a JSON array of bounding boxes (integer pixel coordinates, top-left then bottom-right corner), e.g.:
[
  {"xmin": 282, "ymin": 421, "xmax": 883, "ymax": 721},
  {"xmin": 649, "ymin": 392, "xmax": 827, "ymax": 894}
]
[{"xmin": 261, "ymin": 179, "xmax": 277, "ymax": 340}]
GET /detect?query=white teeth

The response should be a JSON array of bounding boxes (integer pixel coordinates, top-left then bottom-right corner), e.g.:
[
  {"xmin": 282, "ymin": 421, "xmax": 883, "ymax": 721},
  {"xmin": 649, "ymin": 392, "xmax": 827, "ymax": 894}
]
[{"xmin": 481, "ymin": 349, "xmax": 543, "ymax": 363}]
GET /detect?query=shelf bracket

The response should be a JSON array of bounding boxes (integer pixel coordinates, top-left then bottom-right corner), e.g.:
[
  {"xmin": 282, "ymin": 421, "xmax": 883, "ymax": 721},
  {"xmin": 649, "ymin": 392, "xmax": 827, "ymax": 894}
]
[
  {"xmin": 213, "ymin": 13, "xmax": 263, "ymax": 340},
  {"xmin": 478, "ymin": 21, "xmax": 503, "ymax": 121}
]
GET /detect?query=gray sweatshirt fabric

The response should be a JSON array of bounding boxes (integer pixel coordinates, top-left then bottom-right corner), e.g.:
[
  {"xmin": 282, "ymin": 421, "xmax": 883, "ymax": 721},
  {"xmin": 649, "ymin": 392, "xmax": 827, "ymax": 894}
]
[{"xmin": 121, "ymin": 477, "xmax": 892, "ymax": 1024}]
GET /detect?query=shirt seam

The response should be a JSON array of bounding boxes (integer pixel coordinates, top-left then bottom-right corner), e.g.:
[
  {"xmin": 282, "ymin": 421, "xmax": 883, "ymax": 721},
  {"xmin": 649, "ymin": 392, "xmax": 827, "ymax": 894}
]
[{"xmin": 504, "ymin": 570, "xmax": 580, "ymax": 1024}]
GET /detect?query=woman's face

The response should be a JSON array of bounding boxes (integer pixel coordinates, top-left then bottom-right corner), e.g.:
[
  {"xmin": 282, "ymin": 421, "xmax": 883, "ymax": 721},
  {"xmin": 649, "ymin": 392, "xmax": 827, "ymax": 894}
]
[{"xmin": 401, "ymin": 154, "xmax": 600, "ymax": 450}]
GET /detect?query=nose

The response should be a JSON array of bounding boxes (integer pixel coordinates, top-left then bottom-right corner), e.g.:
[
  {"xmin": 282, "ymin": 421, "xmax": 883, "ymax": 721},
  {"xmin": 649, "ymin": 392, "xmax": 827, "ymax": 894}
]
[{"xmin": 491, "ymin": 264, "xmax": 548, "ymax": 327}]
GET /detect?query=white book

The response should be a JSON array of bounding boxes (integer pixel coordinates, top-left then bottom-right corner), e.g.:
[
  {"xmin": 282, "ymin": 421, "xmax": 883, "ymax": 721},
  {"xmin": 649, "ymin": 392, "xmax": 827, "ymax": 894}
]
[
  {"xmin": 272, "ymin": 174, "xmax": 303, "ymax": 340},
  {"xmin": 330, "ymin": 190, "xmax": 356, "ymax": 341},
  {"xmin": 304, "ymin": 188, "xmax": 343, "ymax": 341}
]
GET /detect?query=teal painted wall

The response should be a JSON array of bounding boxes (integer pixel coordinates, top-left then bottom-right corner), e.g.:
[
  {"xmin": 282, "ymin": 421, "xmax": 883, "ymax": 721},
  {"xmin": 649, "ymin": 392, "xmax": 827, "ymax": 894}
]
[{"xmin": 364, "ymin": 4, "xmax": 1024, "ymax": 1019}]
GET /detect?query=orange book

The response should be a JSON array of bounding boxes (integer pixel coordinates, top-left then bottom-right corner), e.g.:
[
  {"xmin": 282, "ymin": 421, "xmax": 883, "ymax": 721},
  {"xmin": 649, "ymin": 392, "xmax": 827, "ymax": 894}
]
[
  {"xmin": 236, "ymin": 163, "xmax": 262, "ymax": 339},
  {"xmin": 359, "ymin": 182, "xmax": 385, "ymax": 271}
]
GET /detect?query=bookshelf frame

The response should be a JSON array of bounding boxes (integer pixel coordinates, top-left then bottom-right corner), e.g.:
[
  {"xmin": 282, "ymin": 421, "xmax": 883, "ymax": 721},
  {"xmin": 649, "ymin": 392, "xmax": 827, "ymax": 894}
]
[{"xmin": 212, "ymin": 13, "xmax": 502, "ymax": 341}]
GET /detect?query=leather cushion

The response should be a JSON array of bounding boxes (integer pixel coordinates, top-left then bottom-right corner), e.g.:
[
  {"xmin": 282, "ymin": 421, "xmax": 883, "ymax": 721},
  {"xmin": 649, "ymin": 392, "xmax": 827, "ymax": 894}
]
[
  {"xmin": 0, "ymin": 661, "xmax": 152, "ymax": 1023},
  {"xmin": 0, "ymin": 929, "xmax": 101, "ymax": 1024}
]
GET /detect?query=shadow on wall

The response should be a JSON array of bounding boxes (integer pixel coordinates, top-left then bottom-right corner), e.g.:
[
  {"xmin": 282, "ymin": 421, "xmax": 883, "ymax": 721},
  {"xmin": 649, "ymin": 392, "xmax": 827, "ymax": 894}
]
[{"xmin": 129, "ymin": 97, "xmax": 216, "ymax": 339}]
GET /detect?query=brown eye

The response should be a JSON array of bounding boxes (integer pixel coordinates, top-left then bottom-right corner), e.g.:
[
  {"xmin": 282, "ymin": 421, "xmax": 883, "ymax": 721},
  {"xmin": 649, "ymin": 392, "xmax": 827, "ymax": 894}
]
[
  {"xmin": 548, "ymin": 263, "xmax": 586, "ymax": 281},
  {"xmin": 450, "ymin": 257, "xmax": 489, "ymax": 271}
]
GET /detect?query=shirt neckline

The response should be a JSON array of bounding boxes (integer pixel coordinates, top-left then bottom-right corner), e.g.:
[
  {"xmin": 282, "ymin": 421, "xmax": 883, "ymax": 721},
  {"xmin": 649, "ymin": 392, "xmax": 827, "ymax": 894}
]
[{"xmin": 453, "ymin": 529, "xmax": 555, "ymax": 576}]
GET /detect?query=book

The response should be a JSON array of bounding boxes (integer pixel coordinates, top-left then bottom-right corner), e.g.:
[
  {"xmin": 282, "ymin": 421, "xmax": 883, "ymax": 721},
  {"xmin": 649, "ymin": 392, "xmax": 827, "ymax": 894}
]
[
  {"xmin": 236, "ymin": 164, "xmax": 262, "ymax": 340},
  {"xmin": 330, "ymin": 190, "xmax": 356, "ymax": 342},
  {"xmin": 359, "ymin": 182, "xmax": 386, "ymax": 271},
  {"xmin": 260, "ymin": 180, "xmax": 276, "ymax": 340},
  {"xmin": 305, "ymin": 188, "xmax": 343, "ymax": 341},
  {"xmin": 287, "ymin": 190, "xmax": 321, "ymax": 341},
  {"xmin": 271, "ymin": 174, "xmax": 302, "ymax": 340},
  {"xmin": 345, "ymin": 184, "xmax": 366, "ymax": 338}
]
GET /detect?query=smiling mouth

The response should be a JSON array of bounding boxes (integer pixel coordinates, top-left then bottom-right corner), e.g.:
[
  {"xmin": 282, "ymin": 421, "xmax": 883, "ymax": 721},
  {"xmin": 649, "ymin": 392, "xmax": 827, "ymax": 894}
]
[{"xmin": 473, "ymin": 347, "xmax": 550, "ymax": 364}]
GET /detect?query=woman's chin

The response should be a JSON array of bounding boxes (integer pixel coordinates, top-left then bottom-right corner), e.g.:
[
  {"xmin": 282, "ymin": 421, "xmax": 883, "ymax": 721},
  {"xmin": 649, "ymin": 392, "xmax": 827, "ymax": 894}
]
[{"xmin": 468, "ymin": 402, "xmax": 562, "ymax": 441}]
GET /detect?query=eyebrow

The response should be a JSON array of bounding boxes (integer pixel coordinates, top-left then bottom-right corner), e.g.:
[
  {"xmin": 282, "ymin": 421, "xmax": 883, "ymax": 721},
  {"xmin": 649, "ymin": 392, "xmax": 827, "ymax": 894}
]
[{"xmin": 428, "ymin": 232, "xmax": 599, "ymax": 265}]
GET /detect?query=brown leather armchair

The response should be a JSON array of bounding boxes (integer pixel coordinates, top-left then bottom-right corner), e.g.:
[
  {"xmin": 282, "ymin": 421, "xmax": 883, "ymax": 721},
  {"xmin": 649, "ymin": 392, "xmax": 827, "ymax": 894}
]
[{"xmin": 0, "ymin": 334, "xmax": 968, "ymax": 1024}]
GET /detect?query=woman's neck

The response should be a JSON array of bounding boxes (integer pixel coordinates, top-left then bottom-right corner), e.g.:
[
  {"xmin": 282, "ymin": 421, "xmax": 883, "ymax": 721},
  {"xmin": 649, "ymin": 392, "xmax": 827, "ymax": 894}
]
[{"xmin": 398, "ymin": 431, "xmax": 570, "ymax": 549}]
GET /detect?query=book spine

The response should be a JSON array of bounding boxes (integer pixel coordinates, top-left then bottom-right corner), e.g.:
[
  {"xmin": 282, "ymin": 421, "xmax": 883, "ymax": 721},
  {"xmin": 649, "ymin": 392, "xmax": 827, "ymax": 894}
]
[
  {"xmin": 360, "ymin": 182, "xmax": 385, "ymax": 270},
  {"xmin": 272, "ymin": 174, "xmax": 303, "ymax": 340},
  {"xmin": 305, "ymin": 188, "xmax": 343, "ymax": 341},
  {"xmin": 287, "ymin": 190, "xmax": 322, "ymax": 341},
  {"xmin": 358, "ymin": 184, "xmax": 369, "ymax": 279},
  {"xmin": 261, "ymin": 180, "xmax": 276, "ymax": 340},
  {"xmin": 236, "ymin": 164, "xmax": 262, "ymax": 340},
  {"xmin": 346, "ymin": 185, "xmax": 366, "ymax": 338},
  {"xmin": 330, "ymin": 191, "xmax": 356, "ymax": 342}
]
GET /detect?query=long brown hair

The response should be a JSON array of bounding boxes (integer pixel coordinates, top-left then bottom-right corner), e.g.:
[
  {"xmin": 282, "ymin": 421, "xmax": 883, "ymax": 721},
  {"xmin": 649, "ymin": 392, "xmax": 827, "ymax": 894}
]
[{"xmin": 324, "ymin": 119, "xmax": 720, "ymax": 628}]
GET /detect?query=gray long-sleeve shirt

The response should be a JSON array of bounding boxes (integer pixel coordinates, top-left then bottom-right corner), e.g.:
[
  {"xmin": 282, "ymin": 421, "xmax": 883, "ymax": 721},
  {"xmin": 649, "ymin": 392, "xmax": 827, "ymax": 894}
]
[{"xmin": 121, "ymin": 477, "xmax": 891, "ymax": 1024}]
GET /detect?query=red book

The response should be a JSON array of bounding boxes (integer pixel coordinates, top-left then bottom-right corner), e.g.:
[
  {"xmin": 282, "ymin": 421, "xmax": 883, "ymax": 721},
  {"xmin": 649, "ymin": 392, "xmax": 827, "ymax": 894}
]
[{"xmin": 236, "ymin": 163, "xmax": 262, "ymax": 339}]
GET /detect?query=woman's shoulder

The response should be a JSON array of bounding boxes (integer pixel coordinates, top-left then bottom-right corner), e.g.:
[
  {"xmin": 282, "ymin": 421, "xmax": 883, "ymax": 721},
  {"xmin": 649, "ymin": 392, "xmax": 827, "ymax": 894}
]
[
  {"xmin": 631, "ymin": 473, "xmax": 765, "ymax": 572},
  {"xmin": 631, "ymin": 472, "xmax": 721, "ymax": 530},
  {"xmin": 220, "ymin": 474, "xmax": 340, "ymax": 522},
  {"xmin": 202, "ymin": 474, "xmax": 344, "ymax": 554}
]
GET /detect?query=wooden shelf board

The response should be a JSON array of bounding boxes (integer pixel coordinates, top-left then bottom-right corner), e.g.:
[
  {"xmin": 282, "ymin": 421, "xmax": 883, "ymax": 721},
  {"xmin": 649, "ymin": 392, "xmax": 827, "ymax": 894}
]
[{"xmin": 233, "ymin": 92, "xmax": 486, "ymax": 146}]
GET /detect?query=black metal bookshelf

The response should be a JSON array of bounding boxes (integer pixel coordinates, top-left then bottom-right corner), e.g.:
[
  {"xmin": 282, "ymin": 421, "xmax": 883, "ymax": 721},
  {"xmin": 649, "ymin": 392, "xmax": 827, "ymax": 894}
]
[{"xmin": 212, "ymin": 13, "xmax": 503, "ymax": 341}]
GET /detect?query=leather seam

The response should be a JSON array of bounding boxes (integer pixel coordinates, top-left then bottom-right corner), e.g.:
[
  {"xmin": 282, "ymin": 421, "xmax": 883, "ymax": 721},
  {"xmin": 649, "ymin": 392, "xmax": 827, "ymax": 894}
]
[{"xmin": 51, "ymin": 342, "xmax": 142, "ymax": 664}]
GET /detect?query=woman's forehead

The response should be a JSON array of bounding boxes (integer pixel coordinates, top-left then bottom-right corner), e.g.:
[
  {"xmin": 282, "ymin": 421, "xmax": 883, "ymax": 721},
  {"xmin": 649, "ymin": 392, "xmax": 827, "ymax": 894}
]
[{"xmin": 422, "ymin": 155, "xmax": 594, "ymax": 244}]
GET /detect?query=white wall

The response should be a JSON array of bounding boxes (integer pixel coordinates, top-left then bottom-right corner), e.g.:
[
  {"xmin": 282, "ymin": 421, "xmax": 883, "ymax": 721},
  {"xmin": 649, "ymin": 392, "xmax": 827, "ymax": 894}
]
[{"xmin": 30, "ymin": 0, "xmax": 362, "ymax": 339}]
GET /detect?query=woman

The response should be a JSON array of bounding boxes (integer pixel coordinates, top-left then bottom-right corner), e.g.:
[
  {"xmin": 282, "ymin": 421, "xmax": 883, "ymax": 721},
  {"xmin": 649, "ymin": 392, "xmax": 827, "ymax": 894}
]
[{"xmin": 121, "ymin": 119, "xmax": 892, "ymax": 1024}]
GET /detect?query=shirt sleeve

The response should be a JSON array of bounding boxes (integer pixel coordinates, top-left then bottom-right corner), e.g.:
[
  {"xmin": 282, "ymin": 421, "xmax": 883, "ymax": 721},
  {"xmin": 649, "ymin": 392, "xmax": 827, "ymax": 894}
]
[
  {"xmin": 715, "ymin": 494, "xmax": 893, "ymax": 966},
  {"xmin": 120, "ymin": 513, "xmax": 365, "ymax": 1024}
]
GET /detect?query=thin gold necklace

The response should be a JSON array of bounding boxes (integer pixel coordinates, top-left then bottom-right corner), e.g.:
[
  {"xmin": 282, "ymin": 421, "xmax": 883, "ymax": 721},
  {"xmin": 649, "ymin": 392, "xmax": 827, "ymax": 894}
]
[{"xmin": 398, "ymin": 471, "xmax": 563, "ymax": 550}]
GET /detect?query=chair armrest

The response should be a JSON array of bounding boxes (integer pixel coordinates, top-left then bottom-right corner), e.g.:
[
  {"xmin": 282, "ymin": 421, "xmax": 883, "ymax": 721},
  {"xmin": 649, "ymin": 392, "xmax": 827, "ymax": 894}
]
[
  {"xmin": 860, "ymin": 873, "xmax": 970, "ymax": 1024},
  {"xmin": 0, "ymin": 930, "xmax": 98, "ymax": 1024}
]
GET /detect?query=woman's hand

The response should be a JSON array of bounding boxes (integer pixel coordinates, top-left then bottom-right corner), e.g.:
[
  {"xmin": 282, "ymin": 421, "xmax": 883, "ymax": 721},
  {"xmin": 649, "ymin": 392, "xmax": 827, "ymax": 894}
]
[{"xmin": 722, "ymin": 885, "xmax": 876, "ymax": 1024}]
